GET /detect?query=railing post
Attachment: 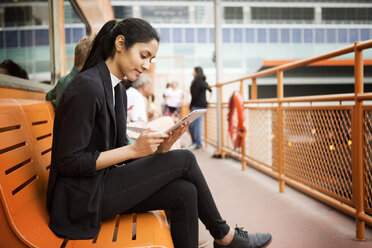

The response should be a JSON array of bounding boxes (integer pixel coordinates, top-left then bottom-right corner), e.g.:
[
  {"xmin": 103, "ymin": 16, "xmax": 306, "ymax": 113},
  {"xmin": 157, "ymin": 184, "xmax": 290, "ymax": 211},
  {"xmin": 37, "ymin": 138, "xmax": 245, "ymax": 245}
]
[
  {"xmin": 353, "ymin": 42, "xmax": 365, "ymax": 241},
  {"xmin": 277, "ymin": 70, "xmax": 285, "ymax": 193},
  {"xmin": 220, "ymin": 85, "xmax": 225, "ymax": 158},
  {"xmin": 240, "ymin": 79, "xmax": 246, "ymax": 170},
  {"xmin": 251, "ymin": 78, "xmax": 257, "ymax": 100}
]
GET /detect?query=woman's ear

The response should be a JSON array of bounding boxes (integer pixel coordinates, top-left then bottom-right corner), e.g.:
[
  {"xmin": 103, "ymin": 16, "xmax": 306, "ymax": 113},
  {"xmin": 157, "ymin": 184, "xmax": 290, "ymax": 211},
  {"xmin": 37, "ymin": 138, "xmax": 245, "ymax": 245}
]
[{"xmin": 115, "ymin": 35, "xmax": 126, "ymax": 52}]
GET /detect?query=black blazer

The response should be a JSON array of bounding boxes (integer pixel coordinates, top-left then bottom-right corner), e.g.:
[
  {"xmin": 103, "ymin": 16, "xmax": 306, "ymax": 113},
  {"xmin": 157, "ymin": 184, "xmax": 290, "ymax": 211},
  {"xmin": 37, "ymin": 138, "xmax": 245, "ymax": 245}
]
[{"xmin": 46, "ymin": 60, "xmax": 127, "ymax": 239}]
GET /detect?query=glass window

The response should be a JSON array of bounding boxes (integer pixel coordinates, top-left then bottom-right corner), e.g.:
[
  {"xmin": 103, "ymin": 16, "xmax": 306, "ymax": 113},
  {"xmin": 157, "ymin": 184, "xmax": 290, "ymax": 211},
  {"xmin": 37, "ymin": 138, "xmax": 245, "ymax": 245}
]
[
  {"xmin": 0, "ymin": 0, "xmax": 50, "ymax": 81},
  {"xmin": 185, "ymin": 28, "xmax": 194, "ymax": 43},
  {"xmin": 304, "ymin": 29, "xmax": 313, "ymax": 43},
  {"xmin": 269, "ymin": 29, "xmax": 278, "ymax": 43},
  {"xmin": 209, "ymin": 28, "xmax": 214, "ymax": 43},
  {"xmin": 223, "ymin": 28, "xmax": 231, "ymax": 43},
  {"xmin": 224, "ymin": 7, "xmax": 243, "ymax": 24},
  {"xmin": 315, "ymin": 29, "xmax": 324, "ymax": 43},
  {"xmin": 251, "ymin": 7, "xmax": 314, "ymax": 21},
  {"xmin": 160, "ymin": 28, "xmax": 170, "ymax": 43},
  {"xmin": 349, "ymin": 29, "xmax": 358, "ymax": 43},
  {"xmin": 0, "ymin": 31, "xmax": 4, "ymax": 49},
  {"xmin": 20, "ymin": 30, "xmax": 33, "ymax": 47},
  {"xmin": 233, "ymin": 28, "xmax": 242, "ymax": 43},
  {"xmin": 245, "ymin": 28, "xmax": 255, "ymax": 43},
  {"xmin": 65, "ymin": 28, "xmax": 72, "ymax": 44},
  {"xmin": 35, "ymin": 29, "xmax": 49, "ymax": 46},
  {"xmin": 172, "ymin": 28, "xmax": 182, "ymax": 43},
  {"xmin": 64, "ymin": 1, "xmax": 87, "ymax": 73},
  {"xmin": 326, "ymin": 29, "xmax": 336, "ymax": 43},
  {"xmin": 281, "ymin": 29, "xmax": 290, "ymax": 43},
  {"xmin": 292, "ymin": 29, "xmax": 302, "ymax": 43},
  {"xmin": 197, "ymin": 28, "xmax": 206, "ymax": 43},
  {"xmin": 322, "ymin": 8, "xmax": 372, "ymax": 22},
  {"xmin": 113, "ymin": 6, "xmax": 132, "ymax": 19},
  {"xmin": 4, "ymin": 6, "xmax": 32, "ymax": 27},
  {"xmin": 258, "ymin": 29, "xmax": 266, "ymax": 43},
  {"xmin": 72, "ymin": 28, "xmax": 84, "ymax": 43},
  {"xmin": 338, "ymin": 29, "xmax": 347, "ymax": 42},
  {"xmin": 5, "ymin": 31, "xmax": 18, "ymax": 48},
  {"xmin": 361, "ymin": 29, "xmax": 369, "ymax": 41}
]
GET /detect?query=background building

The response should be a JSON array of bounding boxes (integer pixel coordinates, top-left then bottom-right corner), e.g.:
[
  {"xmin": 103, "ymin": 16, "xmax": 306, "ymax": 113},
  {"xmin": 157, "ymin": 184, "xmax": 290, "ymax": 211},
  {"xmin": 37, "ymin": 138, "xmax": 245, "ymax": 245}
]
[{"xmin": 1, "ymin": 0, "xmax": 372, "ymax": 100}]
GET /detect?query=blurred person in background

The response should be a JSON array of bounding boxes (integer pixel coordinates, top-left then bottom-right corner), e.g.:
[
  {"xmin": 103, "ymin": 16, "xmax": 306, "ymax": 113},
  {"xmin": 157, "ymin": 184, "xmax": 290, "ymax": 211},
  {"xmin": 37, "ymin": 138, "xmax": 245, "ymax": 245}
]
[
  {"xmin": 0, "ymin": 59, "xmax": 29, "ymax": 79},
  {"xmin": 188, "ymin": 66, "xmax": 211, "ymax": 149},
  {"xmin": 127, "ymin": 73, "xmax": 152, "ymax": 123},
  {"xmin": 46, "ymin": 36, "xmax": 93, "ymax": 111},
  {"xmin": 164, "ymin": 81, "xmax": 183, "ymax": 120}
]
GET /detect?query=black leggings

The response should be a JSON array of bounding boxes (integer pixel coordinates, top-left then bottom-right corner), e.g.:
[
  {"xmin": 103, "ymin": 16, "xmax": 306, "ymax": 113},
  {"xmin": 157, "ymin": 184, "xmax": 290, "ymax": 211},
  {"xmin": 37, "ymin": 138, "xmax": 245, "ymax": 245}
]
[{"xmin": 100, "ymin": 149, "xmax": 230, "ymax": 248}]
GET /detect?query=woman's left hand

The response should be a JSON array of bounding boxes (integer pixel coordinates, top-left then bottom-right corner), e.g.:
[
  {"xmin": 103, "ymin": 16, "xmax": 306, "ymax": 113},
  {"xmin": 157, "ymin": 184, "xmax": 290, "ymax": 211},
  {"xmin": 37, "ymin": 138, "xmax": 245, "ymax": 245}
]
[{"xmin": 156, "ymin": 122, "xmax": 189, "ymax": 153}]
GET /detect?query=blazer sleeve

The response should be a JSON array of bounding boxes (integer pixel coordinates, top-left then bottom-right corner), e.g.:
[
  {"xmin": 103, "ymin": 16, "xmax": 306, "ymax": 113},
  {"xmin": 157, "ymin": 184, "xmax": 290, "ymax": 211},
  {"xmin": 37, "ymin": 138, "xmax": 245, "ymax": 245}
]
[{"xmin": 55, "ymin": 77, "xmax": 103, "ymax": 177}]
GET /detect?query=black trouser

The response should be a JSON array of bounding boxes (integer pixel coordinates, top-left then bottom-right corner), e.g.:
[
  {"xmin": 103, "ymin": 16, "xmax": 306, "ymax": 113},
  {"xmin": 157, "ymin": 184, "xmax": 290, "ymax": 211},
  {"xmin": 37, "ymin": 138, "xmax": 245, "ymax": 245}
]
[{"xmin": 100, "ymin": 149, "xmax": 230, "ymax": 248}]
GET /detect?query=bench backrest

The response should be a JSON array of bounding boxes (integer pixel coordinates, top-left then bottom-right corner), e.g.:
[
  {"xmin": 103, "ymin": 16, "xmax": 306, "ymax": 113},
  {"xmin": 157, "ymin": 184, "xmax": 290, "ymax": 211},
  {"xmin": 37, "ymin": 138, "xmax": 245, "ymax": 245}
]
[{"xmin": 0, "ymin": 98, "xmax": 63, "ymax": 247}]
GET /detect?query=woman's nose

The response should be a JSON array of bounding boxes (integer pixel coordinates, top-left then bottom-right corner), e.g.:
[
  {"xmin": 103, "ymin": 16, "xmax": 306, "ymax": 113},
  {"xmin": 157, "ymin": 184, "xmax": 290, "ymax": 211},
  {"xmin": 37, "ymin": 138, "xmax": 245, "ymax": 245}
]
[{"xmin": 142, "ymin": 60, "xmax": 150, "ymax": 71}]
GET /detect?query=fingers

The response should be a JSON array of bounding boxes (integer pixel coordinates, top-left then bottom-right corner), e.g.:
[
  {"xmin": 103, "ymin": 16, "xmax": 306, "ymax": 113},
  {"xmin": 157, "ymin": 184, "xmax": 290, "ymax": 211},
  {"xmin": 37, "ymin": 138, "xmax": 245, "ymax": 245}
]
[
  {"xmin": 148, "ymin": 132, "xmax": 169, "ymax": 139},
  {"xmin": 169, "ymin": 122, "xmax": 189, "ymax": 137},
  {"xmin": 149, "ymin": 138, "xmax": 166, "ymax": 144},
  {"xmin": 142, "ymin": 128, "xmax": 157, "ymax": 134}
]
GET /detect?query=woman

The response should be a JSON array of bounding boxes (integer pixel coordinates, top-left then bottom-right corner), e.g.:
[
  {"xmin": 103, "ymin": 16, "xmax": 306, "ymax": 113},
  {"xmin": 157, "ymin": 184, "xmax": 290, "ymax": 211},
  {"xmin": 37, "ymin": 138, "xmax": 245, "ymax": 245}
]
[
  {"xmin": 46, "ymin": 18, "xmax": 272, "ymax": 248},
  {"xmin": 188, "ymin": 67, "xmax": 210, "ymax": 149}
]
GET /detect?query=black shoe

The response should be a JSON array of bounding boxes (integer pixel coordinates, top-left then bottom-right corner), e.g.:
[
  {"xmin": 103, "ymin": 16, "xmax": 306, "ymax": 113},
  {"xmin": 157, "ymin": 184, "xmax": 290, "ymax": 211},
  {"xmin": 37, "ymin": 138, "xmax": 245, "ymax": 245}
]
[{"xmin": 214, "ymin": 226, "xmax": 272, "ymax": 248}]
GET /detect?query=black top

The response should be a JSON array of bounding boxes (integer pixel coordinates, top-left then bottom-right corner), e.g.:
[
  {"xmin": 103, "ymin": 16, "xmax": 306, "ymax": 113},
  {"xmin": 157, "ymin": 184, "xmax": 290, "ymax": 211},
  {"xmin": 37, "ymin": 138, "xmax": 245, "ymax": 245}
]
[
  {"xmin": 190, "ymin": 79, "xmax": 211, "ymax": 108},
  {"xmin": 46, "ymin": 60, "xmax": 128, "ymax": 239}
]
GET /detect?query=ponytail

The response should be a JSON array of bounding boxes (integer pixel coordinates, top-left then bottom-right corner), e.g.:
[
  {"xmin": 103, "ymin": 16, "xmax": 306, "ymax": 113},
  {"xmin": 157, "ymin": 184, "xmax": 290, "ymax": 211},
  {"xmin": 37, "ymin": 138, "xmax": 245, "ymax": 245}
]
[
  {"xmin": 81, "ymin": 18, "xmax": 159, "ymax": 72},
  {"xmin": 81, "ymin": 20, "xmax": 116, "ymax": 72}
]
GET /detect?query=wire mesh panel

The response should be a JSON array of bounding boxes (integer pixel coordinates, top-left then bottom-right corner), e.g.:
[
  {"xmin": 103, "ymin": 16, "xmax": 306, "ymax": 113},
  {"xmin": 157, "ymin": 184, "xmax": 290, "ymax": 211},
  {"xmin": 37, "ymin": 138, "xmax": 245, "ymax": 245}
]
[
  {"xmin": 283, "ymin": 107, "xmax": 353, "ymax": 205},
  {"xmin": 244, "ymin": 107, "xmax": 278, "ymax": 171},
  {"xmin": 205, "ymin": 106, "xmax": 218, "ymax": 146},
  {"xmin": 363, "ymin": 108, "xmax": 372, "ymax": 216}
]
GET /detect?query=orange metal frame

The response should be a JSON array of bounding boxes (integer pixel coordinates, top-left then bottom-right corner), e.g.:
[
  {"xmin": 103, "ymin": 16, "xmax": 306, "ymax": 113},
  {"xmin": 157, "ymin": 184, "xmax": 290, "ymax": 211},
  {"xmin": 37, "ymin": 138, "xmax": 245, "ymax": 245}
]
[{"xmin": 205, "ymin": 39, "xmax": 372, "ymax": 241}]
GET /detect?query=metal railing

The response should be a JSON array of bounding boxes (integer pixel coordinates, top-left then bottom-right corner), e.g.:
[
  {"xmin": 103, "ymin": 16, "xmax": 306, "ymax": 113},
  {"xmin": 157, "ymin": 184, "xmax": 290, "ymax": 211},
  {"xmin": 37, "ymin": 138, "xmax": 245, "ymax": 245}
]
[{"xmin": 203, "ymin": 39, "xmax": 372, "ymax": 240}]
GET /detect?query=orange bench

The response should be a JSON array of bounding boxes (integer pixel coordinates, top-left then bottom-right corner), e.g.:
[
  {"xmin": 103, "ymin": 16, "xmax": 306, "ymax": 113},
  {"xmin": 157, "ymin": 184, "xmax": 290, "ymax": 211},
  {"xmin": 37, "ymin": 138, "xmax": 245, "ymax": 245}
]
[{"xmin": 0, "ymin": 98, "xmax": 174, "ymax": 248}]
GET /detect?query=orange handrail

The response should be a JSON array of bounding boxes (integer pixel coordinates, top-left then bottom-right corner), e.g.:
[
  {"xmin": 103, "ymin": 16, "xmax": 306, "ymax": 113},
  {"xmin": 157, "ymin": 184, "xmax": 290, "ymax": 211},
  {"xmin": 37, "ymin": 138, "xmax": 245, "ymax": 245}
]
[{"xmin": 205, "ymin": 39, "xmax": 372, "ymax": 241}]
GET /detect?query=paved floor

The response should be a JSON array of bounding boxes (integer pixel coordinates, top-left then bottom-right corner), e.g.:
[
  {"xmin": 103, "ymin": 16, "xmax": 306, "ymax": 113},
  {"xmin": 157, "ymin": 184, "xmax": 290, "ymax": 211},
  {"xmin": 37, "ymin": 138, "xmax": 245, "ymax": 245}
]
[{"xmin": 193, "ymin": 147, "xmax": 372, "ymax": 248}]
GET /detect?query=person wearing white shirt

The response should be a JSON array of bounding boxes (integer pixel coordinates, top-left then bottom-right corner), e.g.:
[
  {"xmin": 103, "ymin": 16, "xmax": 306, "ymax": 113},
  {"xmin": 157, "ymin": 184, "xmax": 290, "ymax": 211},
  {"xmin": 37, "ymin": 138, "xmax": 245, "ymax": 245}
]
[
  {"xmin": 126, "ymin": 74, "xmax": 151, "ymax": 122},
  {"xmin": 164, "ymin": 81, "xmax": 183, "ymax": 118}
]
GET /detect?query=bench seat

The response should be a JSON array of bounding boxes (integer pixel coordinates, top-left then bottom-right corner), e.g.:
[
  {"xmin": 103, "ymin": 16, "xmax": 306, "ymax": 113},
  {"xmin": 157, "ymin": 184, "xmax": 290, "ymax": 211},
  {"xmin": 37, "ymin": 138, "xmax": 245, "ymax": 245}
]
[{"xmin": 0, "ymin": 98, "xmax": 173, "ymax": 248}]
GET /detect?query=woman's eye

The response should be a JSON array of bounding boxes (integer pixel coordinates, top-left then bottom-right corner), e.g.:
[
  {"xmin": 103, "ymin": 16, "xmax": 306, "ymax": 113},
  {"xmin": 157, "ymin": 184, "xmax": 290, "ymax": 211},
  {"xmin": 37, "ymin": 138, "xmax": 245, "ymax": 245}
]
[{"xmin": 141, "ymin": 55, "xmax": 147, "ymax": 59}]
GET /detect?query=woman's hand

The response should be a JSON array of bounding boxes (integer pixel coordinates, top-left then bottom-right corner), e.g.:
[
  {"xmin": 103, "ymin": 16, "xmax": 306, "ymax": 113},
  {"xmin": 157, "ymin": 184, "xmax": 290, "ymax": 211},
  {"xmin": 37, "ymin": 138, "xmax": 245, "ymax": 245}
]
[
  {"xmin": 156, "ymin": 122, "xmax": 189, "ymax": 154},
  {"xmin": 132, "ymin": 129, "xmax": 169, "ymax": 157}
]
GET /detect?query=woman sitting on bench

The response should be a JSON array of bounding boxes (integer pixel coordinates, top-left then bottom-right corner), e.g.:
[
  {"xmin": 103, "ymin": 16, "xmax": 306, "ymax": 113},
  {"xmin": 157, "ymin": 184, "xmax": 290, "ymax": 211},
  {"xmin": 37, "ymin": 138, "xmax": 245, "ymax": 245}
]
[{"xmin": 46, "ymin": 18, "xmax": 272, "ymax": 248}]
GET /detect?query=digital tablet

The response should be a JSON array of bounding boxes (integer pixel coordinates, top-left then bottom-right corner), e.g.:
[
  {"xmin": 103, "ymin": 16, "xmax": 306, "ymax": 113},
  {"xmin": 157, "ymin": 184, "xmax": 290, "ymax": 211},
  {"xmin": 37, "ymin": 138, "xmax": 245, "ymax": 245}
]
[{"xmin": 164, "ymin": 109, "xmax": 207, "ymax": 134}]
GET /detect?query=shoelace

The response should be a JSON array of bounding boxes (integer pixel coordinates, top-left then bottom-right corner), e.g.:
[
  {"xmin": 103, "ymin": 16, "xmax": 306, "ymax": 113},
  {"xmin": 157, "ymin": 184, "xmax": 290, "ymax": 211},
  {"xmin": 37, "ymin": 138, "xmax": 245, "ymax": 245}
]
[{"xmin": 235, "ymin": 225, "xmax": 249, "ymax": 238}]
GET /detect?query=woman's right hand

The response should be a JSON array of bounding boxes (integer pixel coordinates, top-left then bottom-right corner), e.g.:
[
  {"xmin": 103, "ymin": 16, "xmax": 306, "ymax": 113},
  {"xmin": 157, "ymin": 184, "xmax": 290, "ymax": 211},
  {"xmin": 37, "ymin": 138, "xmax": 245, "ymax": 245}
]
[{"xmin": 131, "ymin": 129, "xmax": 169, "ymax": 157}]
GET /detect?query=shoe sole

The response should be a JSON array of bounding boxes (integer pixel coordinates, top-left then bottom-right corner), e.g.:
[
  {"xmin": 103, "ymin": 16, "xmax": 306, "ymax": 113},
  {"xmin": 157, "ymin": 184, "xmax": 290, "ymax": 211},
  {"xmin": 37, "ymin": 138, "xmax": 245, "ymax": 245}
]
[{"xmin": 262, "ymin": 237, "xmax": 273, "ymax": 248}]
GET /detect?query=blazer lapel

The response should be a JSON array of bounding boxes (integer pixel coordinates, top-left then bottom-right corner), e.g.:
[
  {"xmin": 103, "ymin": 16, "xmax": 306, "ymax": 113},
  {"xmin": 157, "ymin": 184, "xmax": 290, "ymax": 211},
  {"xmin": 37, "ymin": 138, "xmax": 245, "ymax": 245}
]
[{"xmin": 96, "ymin": 60, "xmax": 117, "ymax": 145}]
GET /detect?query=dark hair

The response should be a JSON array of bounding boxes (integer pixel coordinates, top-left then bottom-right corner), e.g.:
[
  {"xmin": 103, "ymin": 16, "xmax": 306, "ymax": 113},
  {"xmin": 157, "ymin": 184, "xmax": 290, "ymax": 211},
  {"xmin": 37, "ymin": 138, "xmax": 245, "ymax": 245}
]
[
  {"xmin": 82, "ymin": 18, "xmax": 159, "ymax": 72},
  {"xmin": 192, "ymin": 66, "xmax": 206, "ymax": 84},
  {"xmin": 0, "ymin": 59, "xmax": 29, "ymax": 79}
]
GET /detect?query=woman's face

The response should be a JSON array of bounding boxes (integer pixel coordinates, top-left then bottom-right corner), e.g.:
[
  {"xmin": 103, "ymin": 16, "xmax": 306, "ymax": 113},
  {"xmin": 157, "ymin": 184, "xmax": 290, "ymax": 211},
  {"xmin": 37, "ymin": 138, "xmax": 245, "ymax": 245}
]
[{"xmin": 115, "ymin": 37, "xmax": 158, "ymax": 81}]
